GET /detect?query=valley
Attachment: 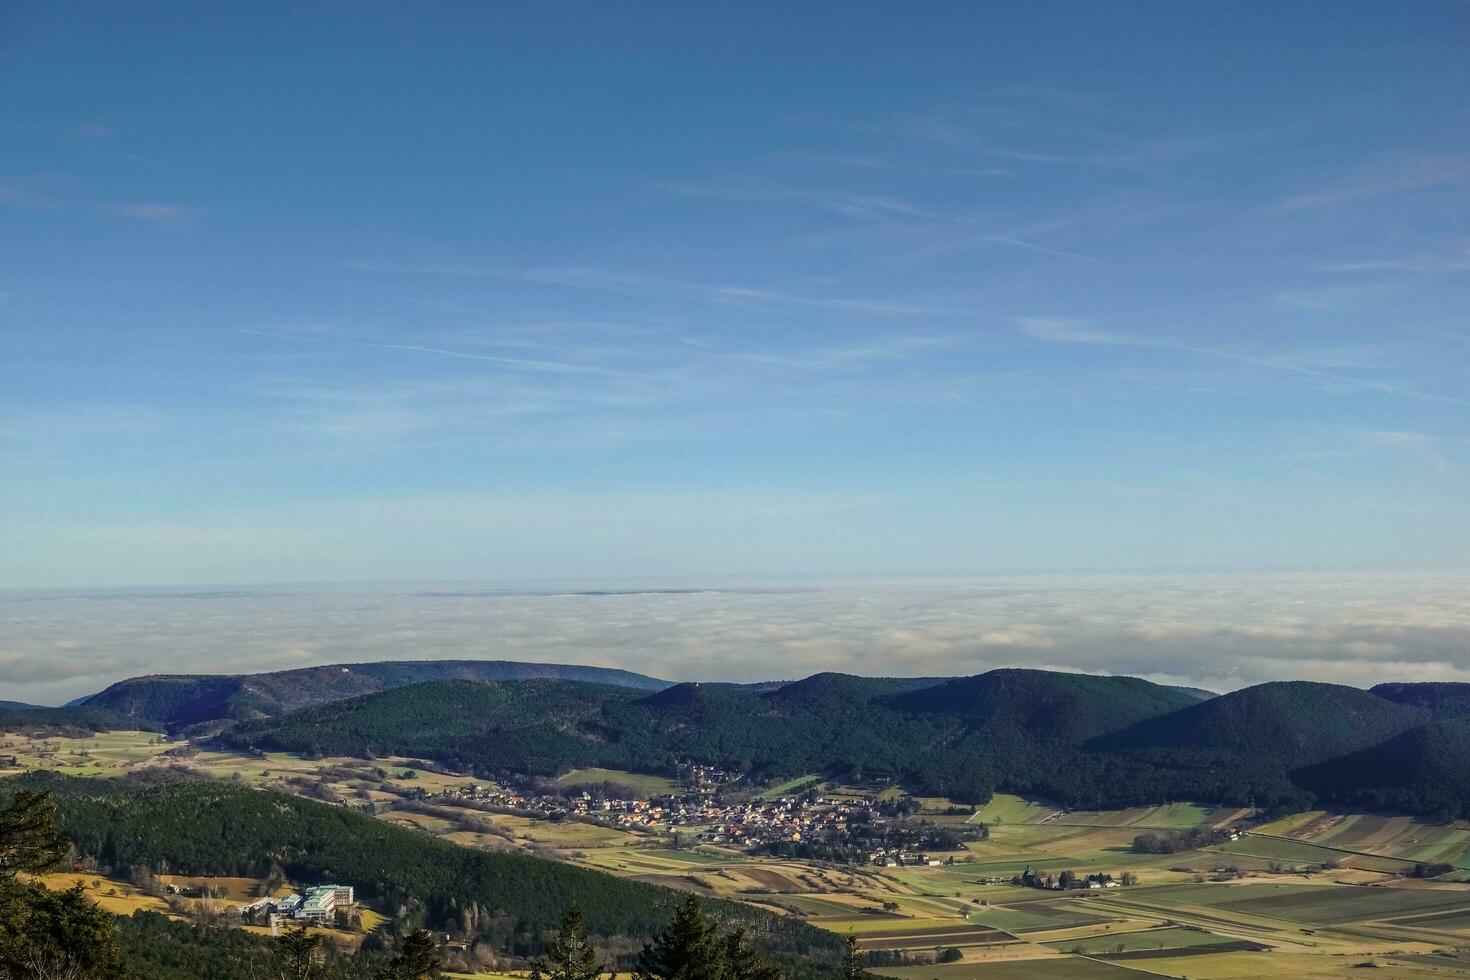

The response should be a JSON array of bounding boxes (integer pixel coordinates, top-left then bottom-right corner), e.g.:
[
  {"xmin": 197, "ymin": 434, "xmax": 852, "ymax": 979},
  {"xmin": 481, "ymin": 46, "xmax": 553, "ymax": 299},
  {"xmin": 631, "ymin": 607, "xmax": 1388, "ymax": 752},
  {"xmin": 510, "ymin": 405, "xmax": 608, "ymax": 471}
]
[{"xmin": 8, "ymin": 725, "xmax": 1470, "ymax": 979}]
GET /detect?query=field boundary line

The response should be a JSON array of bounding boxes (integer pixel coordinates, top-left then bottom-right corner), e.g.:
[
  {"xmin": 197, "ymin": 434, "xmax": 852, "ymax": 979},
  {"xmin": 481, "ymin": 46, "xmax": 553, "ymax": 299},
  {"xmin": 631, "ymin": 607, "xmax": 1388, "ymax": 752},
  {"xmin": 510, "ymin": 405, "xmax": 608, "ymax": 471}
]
[{"xmin": 1245, "ymin": 831, "xmax": 1469, "ymax": 871}]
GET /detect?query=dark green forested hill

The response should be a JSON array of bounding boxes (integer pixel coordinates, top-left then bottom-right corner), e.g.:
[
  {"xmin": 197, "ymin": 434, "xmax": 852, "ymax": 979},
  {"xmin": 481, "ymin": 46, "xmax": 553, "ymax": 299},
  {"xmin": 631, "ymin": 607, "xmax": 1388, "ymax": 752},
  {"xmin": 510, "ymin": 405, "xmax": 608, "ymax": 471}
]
[
  {"xmin": 1295, "ymin": 716, "xmax": 1470, "ymax": 820},
  {"xmin": 73, "ymin": 659, "xmax": 670, "ymax": 729},
  {"xmin": 223, "ymin": 669, "xmax": 1470, "ymax": 816},
  {"xmin": 1090, "ymin": 681, "xmax": 1427, "ymax": 764},
  {"xmin": 1, "ymin": 772, "xmax": 841, "ymax": 961},
  {"xmin": 236, "ymin": 678, "xmax": 651, "ymax": 773},
  {"xmin": 1066, "ymin": 681, "xmax": 1433, "ymax": 812},
  {"xmin": 0, "ymin": 703, "xmax": 162, "ymax": 735},
  {"xmin": 1371, "ymin": 682, "xmax": 1470, "ymax": 720},
  {"xmin": 887, "ymin": 668, "xmax": 1202, "ymax": 743},
  {"xmin": 227, "ymin": 669, "xmax": 1281, "ymax": 808}
]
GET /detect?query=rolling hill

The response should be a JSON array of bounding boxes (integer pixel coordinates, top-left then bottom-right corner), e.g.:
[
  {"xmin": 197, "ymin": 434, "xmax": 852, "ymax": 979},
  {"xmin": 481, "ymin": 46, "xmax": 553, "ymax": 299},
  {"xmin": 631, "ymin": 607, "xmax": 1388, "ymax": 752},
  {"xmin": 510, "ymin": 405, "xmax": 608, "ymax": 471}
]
[
  {"xmin": 1091, "ymin": 681, "xmax": 1428, "ymax": 766},
  {"xmin": 1295, "ymin": 715, "xmax": 1470, "ymax": 819},
  {"xmin": 228, "ymin": 669, "xmax": 1240, "ymax": 807},
  {"xmin": 886, "ymin": 668, "xmax": 1203, "ymax": 743},
  {"xmin": 73, "ymin": 659, "xmax": 671, "ymax": 730}
]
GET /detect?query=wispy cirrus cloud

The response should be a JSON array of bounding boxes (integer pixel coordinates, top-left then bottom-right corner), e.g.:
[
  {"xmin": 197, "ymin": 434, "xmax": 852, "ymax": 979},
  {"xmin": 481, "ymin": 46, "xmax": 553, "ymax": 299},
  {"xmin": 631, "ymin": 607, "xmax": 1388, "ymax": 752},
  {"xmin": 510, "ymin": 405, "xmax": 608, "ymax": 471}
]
[
  {"xmin": 1272, "ymin": 152, "xmax": 1470, "ymax": 211},
  {"xmin": 1321, "ymin": 249, "xmax": 1470, "ymax": 275},
  {"xmin": 654, "ymin": 178, "xmax": 939, "ymax": 221},
  {"xmin": 101, "ymin": 201, "xmax": 204, "ymax": 223},
  {"xmin": 361, "ymin": 260, "xmax": 967, "ymax": 317},
  {"xmin": 1014, "ymin": 317, "xmax": 1120, "ymax": 344},
  {"xmin": 71, "ymin": 122, "xmax": 114, "ymax": 140},
  {"xmin": 0, "ymin": 182, "xmax": 62, "ymax": 210},
  {"xmin": 1014, "ymin": 316, "xmax": 1470, "ymax": 410},
  {"xmin": 1365, "ymin": 430, "xmax": 1455, "ymax": 473}
]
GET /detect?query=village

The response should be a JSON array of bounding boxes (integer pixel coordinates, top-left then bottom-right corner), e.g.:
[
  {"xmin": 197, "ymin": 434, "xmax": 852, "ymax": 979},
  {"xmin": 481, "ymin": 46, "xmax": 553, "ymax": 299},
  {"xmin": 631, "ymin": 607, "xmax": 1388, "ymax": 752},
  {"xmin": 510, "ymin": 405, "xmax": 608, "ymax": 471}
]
[{"xmin": 427, "ymin": 765, "xmax": 982, "ymax": 867}]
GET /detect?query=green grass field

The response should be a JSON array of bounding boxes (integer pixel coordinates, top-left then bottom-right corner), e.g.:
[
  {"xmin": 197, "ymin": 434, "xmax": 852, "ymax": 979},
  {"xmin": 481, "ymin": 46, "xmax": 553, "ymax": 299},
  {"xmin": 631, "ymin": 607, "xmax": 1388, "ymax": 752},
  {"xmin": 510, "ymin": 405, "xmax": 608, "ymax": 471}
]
[
  {"xmin": 555, "ymin": 768, "xmax": 682, "ymax": 795},
  {"xmin": 755, "ymin": 774, "xmax": 822, "ymax": 799}
]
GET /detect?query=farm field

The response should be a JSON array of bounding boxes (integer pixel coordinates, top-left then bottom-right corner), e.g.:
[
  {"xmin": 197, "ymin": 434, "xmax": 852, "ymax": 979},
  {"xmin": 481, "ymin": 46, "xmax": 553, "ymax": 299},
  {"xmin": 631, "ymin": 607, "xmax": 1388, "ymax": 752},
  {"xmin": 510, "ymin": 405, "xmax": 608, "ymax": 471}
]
[
  {"xmin": 0, "ymin": 730, "xmax": 176, "ymax": 777},
  {"xmin": 756, "ymin": 774, "xmax": 823, "ymax": 799},
  {"xmin": 1257, "ymin": 811, "xmax": 1470, "ymax": 870}
]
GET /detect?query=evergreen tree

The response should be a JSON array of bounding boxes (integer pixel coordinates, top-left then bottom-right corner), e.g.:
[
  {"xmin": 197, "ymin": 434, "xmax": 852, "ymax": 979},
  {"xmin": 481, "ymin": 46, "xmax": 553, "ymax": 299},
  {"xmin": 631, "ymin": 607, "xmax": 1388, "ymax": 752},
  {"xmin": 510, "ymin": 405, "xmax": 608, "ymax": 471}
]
[
  {"xmin": 0, "ymin": 882, "xmax": 126, "ymax": 980},
  {"xmin": 840, "ymin": 934, "xmax": 864, "ymax": 980},
  {"xmin": 721, "ymin": 927, "xmax": 782, "ymax": 980},
  {"xmin": 0, "ymin": 791, "xmax": 123, "ymax": 979},
  {"xmin": 276, "ymin": 924, "xmax": 325, "ymax": 980},
  {"xmin": 532, "ymin": 904, "xmax": 605, "ymax": 980},
  {"xmin": 0, "ymin": 790, "xmax": 67, "ymax": 879},
  {"xmin": 634, "ymin": 895, "xmax": 725, "ymax": 980},
  {"xmin": 377, "ymin": 928, "xmax": 441, "ymax": 980}
]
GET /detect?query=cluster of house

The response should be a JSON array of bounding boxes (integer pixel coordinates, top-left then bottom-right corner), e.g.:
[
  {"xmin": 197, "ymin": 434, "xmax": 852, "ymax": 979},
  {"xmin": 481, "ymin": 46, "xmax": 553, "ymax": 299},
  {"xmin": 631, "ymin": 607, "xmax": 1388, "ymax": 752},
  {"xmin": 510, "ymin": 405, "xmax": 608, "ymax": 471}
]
[
  {"xmin": 431, "ymin": 775, "xmax": 936, "ymax": 863},
  {"xmin": 238, "ymin": 884, "xmax": 356, "ymax": 929},
  {"xmin": 698, "ymin": 795, "xmax": 879, "ymax": 847},
  {"xmin": 1015, "ymin": 865, "xmax": 1122, "ymax": 890}
]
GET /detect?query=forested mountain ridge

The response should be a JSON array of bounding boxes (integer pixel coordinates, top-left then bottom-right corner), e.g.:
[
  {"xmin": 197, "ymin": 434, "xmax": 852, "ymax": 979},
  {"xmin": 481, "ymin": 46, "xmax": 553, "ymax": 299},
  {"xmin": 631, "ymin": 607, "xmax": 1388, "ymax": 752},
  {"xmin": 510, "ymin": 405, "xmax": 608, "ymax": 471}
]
[
  {"xmin": 0, "ymin": 703, "xmax": 162, "ymax": 735},
  {"xmin": 224, "ymin": 670, "xmax": 1470, "ymax": 817},
  {"xmin": 228, "ymin": 670, "xmax": 1203, "ymax": 796},
  {"xmin": 1371, "ymin": 681, "xmax": 1470, "ymax": 720},
  {"xmin": 73, "ymin": 659, "xmax": 671, "ymax": 730},
  {"xmin": 1089, "ymin": 681, "xmax": 1430, "ymax": 764},
  {"xmin": 885, "ymin": 668, "xmax": 1202, "ymax": 742}
]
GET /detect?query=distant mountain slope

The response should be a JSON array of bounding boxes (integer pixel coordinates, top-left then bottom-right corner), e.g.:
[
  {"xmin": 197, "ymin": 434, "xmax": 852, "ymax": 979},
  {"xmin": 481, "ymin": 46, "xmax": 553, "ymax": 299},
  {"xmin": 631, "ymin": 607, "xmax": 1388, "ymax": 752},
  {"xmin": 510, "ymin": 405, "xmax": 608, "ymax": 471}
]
[
  {"xmin": 229, "ymin": 669, "xmax": 1214, "ymax": 806},
  {"xmin": 76, "ymin": 659, "xmax": 671, "ymax": 728},
  {"xmin": 0, "ymin": 703, "xmax": 162, "ymax": 735},
  {"xmin": 237, "ymin": 678, "xmax": 650, "ymax": 773},
  {"xmin": 1296, "ymin": 716, "xmax": 1470, "ymax": 820},
  {"xmin": 1069, "ymin": 681, "xmax": 1433, "ymax": 811},
  {"xmin": 1091, "ymin": 681, "xmax": 1427, "ymax": 766},
  {"xmin": 887, "ymin": 668, "xmax": 1202, "ymax": 744},
  {"xmin": 1370, "ymin": 682, "xmax": 1470, "ymax": 720},
  {"xmin": 163, "ymin": 667, "xmax": 1470, "ymax": 816}
]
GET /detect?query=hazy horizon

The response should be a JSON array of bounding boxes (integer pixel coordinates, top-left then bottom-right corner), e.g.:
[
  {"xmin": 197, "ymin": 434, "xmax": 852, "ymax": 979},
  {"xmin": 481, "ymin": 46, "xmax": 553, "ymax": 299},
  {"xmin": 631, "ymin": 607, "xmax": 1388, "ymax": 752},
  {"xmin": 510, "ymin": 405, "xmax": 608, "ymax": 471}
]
[{"xmin": 6, "ymin": 571, "xmax": 1470, "ymax": 707}]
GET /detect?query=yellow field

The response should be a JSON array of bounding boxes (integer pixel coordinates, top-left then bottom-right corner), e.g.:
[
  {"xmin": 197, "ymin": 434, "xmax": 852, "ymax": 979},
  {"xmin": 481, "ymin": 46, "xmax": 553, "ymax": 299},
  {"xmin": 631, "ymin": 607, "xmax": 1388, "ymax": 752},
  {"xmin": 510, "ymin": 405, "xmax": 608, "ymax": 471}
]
[
  {"xmin": 30, "ymin": 872, "xmax": 173, "ymax": 916},
  {"xmin": 156, "ymin": 874, "xmax": 293, "ymax": 903}
]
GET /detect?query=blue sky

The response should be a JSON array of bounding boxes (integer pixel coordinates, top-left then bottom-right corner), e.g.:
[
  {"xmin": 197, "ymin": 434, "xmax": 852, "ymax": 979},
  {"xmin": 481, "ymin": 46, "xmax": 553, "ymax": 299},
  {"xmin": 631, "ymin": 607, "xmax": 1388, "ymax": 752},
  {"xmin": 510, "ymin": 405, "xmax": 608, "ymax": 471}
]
[{"xmin": 3, "ymin": 2, "xmax": 1469, "ymax": 588}]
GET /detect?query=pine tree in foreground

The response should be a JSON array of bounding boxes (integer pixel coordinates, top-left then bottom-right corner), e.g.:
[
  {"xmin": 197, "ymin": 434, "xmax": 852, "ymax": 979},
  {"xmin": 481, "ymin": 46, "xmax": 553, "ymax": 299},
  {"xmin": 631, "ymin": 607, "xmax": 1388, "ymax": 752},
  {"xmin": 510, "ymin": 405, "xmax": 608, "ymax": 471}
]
[
  {"xmin": 0, "ymin": 789, "xmax": 125, "ymax": 980},
  {"xmin": 721, "ymin": 927, "xmax": 782, "ymax": 980},
  {"xmin": 532, "ymin": 904, "xmax": 605, "ymax": 980},
  {"xmin": 376, "ymin": 928, "xmax": 442, "ymax": 979},
  {"xmin": 0, "ymin": 790, "xmax": 68, "ymax": 880},
  {"xmin": 634, "ymin": 895, "xmax": 726, "ymax": 980},
  {"xmin": 840, "ymin": 934, "xmax": 865, "ymax": 980},
  {"xmin": 276, "ymin": 924, "xmax": 326, "ymax": 980},
  {"xmin": 633, "ymin": 895, "xmax": 785, "ymax": 980}
]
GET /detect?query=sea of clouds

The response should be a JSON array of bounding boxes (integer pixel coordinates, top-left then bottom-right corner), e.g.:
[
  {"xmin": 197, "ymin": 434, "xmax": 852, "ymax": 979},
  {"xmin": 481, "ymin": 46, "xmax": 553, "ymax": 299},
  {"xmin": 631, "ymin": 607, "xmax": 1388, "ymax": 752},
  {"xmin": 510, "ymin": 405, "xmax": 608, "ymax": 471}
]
[{"xmin": 3, "ymin": 573, "xmax": 1470, "ymax": 706}]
